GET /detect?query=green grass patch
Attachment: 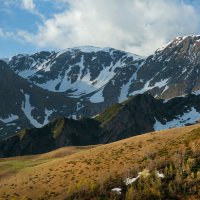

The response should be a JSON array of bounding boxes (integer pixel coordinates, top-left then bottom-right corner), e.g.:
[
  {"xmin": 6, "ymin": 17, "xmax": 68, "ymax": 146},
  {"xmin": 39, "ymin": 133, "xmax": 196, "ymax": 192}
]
[
  {"xmin": 0, "ymin": 158, "xmax": 54, "ymax": 174},
  {"xmin": 95, "ymin": 103, "xmax": 123, "ymax": 126},
  {"xmin": 52, "ymin": 118, "xmax": 65, "ymax": 138},
  {"xmin": 18, "ymin": 129, "xmax": 26, "ymax": 140}
]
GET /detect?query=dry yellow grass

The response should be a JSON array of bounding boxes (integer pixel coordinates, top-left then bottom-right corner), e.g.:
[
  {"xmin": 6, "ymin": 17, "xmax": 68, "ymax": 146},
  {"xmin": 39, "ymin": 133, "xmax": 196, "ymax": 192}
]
[{"xmin": 0, "ymin": 124, "xmax": 200, "ymax": 200}]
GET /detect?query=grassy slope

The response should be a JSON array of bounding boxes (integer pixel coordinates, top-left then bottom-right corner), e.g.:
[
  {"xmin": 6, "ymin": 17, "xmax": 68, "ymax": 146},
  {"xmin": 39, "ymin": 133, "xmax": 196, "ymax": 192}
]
[
  {"xmin": 95, "ymin": 103, "xmax": 123, "ymax": 126},
  {"xmin": 0, "ymin": 124, "xmax": 200, "ymax": 199},
  {"xmin": 0, "ymin": 146, "xmax": 96, "ymax": 177}
]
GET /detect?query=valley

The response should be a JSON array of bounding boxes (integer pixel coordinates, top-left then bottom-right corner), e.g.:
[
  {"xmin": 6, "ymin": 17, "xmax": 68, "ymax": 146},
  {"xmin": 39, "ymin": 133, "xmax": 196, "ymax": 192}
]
[{"xmin": 0, "ymin": 124, "xmax": 199, "ymax": 199}]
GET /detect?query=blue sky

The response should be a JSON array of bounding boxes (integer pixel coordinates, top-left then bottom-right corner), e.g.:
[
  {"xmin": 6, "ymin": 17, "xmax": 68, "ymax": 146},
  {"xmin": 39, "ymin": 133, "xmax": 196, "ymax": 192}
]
[
  {"xmin": 0, "ymin": 0, "xmax": 69, "ymax": 57},
  {"xmin": 0, "ymin": 0, "xmax": 200, "ymax": 58}
]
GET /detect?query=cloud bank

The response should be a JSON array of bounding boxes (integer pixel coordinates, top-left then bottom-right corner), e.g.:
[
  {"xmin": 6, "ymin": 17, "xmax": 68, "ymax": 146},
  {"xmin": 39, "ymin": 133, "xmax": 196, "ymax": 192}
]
[{"xmin": 13, "ymin": 0, "xmax": 200, "ymax": 55}]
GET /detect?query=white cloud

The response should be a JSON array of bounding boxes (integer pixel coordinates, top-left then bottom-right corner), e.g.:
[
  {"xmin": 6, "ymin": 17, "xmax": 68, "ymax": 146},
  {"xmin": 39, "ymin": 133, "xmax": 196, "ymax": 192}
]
[
  {"xmin": 17, "ymin": 0, "xmax": 200, "ymax": 56},
  {"xmin": 20, "ymin": 0, "xmax": 44, "ymax": 19},
  {"xmin": 21, "ymin": 0, "xmax": 35, "ymax": 12},
  {"xmin": 0, "ymin": 28, "xmax": 14, "ymax": 38}
]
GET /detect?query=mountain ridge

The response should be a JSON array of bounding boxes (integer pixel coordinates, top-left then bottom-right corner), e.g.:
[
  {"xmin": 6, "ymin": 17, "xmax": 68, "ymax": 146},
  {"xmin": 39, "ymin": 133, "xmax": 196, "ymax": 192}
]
[
  {"xmin": 1, "ymin": 35, "xmax": 200, "ymax": 139},
  {"xmin": 2, "ymin": 92, "xmax": 200, "ymax": 157},
  {"xmin": 7, "ymin": 35, "xmax": 200, "ymax": 100}
]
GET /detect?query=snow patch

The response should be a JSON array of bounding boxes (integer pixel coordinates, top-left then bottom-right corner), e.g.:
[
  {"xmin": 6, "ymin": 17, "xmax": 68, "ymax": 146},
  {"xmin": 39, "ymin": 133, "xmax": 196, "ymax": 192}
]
[
  {"xmin": 111, "ymin": 188, "xmax": 122, "ymax": 195},
  {"xmin": 18, "ymin": 69, "xmax": 37, "ymax": 78},
  {"xmin": 124, "ymin": 176, "xmax": 139, "ymax": 185},
  {"xmin": 181, "ymin": 68, "xmax": 187, "ymax": 74},
  {"xmin": 124, "ymin": 169, "xmax": 164, "ymax": 186},
  {"xmin": 43, "ymin": 108, "xmax": 54, "ymax": 125},
  {"xmin": 0, "ymin": 114, "xmax": 18, "ymax": 123},
  {"xmin": 118, "ymin": 61, "xmax": 145, "ymax": 102},
  {"xmin": 130, "ymin": 78, "xmax": 169, "ymax": 96},
  {"xmin": 21, "ymin": 94, "xmax": 43, "ymax": 128},
  {"xmin": 156, "ymin": 171, "xmax": 165, "ymax": 178},
  {"xmin": 69, "ymin": 114, "xmax": 77, "ymax": 120},
  {"xmin": 76, "ymin": 102, "xmax": 84, "ymax": 111},
  {"xmin": 90, "ymin": 88, "xmax": 104, "ymax": 103},
  {"xmin": 153, "ymin": 107, "xmax": 200, "ymax": 131},
  {"xmin": 124, "ymin": 169, "xmax": 150, "ymax": 185},
  {"xmin": 192, "ymin": 90, "xmax": 200, "ymax": 95},
  {"xmin": 73, "ymin": 46, "xmax": 111, "ymax": 53}
]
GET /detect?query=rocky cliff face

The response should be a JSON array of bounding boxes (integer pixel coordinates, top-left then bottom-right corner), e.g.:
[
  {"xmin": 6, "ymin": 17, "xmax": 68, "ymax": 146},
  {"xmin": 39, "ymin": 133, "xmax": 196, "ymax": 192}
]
[
  {"xmin": 129, "ymin": 35, "xmax": 200, "ymax": 98},
  {"xmin": 0, "ymin": 118, "xmax": 103, "ymax": 157},
  {"xmin": 100, "ymin": 93, "xmax": 200, "ymax": 143},
  {"xmin": 0, "ymin": 60, "xmax": 81, "ymax": 139},
  {"xmin": 1, "ymin": 93, "xmax": 200, "ymax": 157}
]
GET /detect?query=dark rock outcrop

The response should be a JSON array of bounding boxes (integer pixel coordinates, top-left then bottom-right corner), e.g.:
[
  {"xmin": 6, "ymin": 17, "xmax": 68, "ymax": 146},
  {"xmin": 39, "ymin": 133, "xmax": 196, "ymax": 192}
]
[{"xmin": 1, "ymin": 93, "xmax": 200, "ymax": 157}]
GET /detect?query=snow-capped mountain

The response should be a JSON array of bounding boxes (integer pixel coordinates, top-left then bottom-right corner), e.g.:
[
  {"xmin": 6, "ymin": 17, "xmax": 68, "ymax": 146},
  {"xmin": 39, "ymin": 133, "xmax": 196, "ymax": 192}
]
[
  {"xmin": 0, "ymin": 60, "xmax": 82, "ymax": 140},
  {"xmin": 8, "ymin": 36, "xmax": 200, "ymax": 103},
  {"xmin": 0, "ymin": 50, "xmax": 144, "ymax": 139},
  {"xmin": 129, "ymin": 35, "xmax": 200, "ymax": 98},
  {"xmin": 2, "ymin": 35, "xmax": 200, "ymax": 140},
  {"xmin": 8, "ymin": 46, "xmax": 144, "ymax": 103}
]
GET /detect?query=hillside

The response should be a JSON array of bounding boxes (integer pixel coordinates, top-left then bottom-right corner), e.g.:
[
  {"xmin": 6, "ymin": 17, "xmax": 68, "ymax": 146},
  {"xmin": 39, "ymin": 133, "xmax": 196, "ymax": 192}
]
[
  {"xmin": 0, "ymin": 60, "xmax": 80, "ymax": 140},
  {"xmin": 0, "ymin": 124, "xmax": 199, "ymax": 199},
  {"xmin": 2, "ymin": 92, "xmax": 200, "ymax": 157},
  {"xmin": 0, "ymin": 118, "xmax": 103, "ymax": 157}
]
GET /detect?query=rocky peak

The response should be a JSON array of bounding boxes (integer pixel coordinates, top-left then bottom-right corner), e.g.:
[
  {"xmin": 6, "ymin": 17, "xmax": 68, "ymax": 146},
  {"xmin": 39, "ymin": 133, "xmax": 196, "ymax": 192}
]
[
  {"xmin": 128, "ymin": 35, "xmax": 200, "ymax": 99},
  {"xmin": 156, "ymin": 35, "xmax": 200, "ymax": 61}
]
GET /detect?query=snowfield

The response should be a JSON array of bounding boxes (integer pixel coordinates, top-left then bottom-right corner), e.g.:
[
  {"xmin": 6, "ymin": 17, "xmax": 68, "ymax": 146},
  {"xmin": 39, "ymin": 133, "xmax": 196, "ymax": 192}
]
[{"xmin": 154, "ymin": 107, "xmax": 200, "ymax": 131}]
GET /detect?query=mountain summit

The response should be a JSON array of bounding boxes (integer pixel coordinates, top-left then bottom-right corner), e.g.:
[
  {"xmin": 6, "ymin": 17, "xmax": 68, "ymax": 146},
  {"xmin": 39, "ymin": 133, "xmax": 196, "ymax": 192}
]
[{"xmin": 7, "ymin": 36, "xmax": 200, "ymax": 102}]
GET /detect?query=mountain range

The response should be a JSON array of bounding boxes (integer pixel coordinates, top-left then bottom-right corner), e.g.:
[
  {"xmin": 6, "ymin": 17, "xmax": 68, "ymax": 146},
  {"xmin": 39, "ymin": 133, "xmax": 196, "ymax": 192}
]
[
  {"xmin": 1, "ymin": 92, "xmax": 200, "ymax": 157},
  {"xmin": 1, "ymin": 35, "xmax": 200, "ymax": 140}
]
